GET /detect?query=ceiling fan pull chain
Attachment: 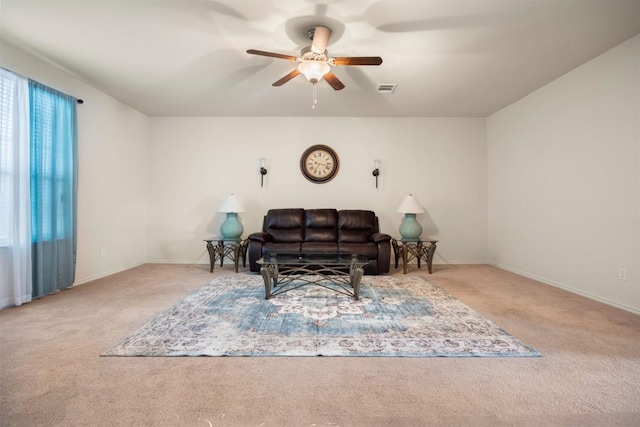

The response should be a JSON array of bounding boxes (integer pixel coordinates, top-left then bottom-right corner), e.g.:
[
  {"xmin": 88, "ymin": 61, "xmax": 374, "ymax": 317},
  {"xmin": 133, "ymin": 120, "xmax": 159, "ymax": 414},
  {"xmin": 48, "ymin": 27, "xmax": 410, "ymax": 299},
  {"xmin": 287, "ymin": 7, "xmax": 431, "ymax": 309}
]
[{"xmin": 312, "ymin": 83, "xmax": 318, "ymax": 110}]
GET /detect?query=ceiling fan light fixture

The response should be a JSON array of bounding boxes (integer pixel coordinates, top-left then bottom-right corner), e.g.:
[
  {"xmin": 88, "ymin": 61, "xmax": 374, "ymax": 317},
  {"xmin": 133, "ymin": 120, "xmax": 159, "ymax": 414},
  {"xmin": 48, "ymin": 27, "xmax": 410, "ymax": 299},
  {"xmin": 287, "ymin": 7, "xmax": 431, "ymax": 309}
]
[{"xmin": 298, "ymin": 61, "xmax": 330, "ymax": 84}]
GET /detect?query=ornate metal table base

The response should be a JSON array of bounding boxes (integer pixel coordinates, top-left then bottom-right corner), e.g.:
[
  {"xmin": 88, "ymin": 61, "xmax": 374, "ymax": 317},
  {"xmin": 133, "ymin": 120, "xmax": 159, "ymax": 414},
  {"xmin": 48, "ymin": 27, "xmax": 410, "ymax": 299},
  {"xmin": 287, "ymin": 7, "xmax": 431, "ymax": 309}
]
[
  {"xmin": 391, "ymin": 238, "xmax": 438, "ymax": 274},
  {"xmin": 257, "ymin": 254, "xmax": 368, "ymax": 300},
  {"xmin": 204, "ymin": 238, "xmax": 248, "ymax": 273}
]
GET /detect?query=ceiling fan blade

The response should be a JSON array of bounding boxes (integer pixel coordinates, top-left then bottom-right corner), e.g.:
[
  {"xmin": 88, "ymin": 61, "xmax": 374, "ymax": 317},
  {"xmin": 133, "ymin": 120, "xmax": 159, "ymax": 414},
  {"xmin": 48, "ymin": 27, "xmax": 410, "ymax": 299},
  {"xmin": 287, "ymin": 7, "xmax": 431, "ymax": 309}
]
[
  {"xmin": 311, "ymin": 26, "xmax": 332, "ymax": 54},
  {"xmin": 333, "ymin": 56, "xmax": 383, "ymax": 66},
  {"xmin": 246, "ymin": 49, "xmax": 297, "ymax": 61},
  {"xmin": 323, "ymin": 71, "xmax": 345, "ymax": 91},
  {"xmin": 272, "ymin": 69, "xmax": 301, "ymax": 86}
]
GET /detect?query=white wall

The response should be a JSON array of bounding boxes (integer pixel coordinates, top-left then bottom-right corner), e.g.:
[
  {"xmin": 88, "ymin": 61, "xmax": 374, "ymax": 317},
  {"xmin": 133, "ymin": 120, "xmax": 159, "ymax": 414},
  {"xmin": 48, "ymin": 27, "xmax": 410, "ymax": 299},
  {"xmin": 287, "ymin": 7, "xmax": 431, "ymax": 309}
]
[
  {"xmin": 147, "ymin": 117, "xmax": 487, "ymax": 266},
  {"xmin": 3, "ymin": 33, "xmax": 638, "ymax": 314},
  {"xmin": 487, "ymin": 35, "xmax": 640, "ymax": 313},
  {"xmin": 0, "ymin": 41, "xmax": 150, "ymax": 285}
]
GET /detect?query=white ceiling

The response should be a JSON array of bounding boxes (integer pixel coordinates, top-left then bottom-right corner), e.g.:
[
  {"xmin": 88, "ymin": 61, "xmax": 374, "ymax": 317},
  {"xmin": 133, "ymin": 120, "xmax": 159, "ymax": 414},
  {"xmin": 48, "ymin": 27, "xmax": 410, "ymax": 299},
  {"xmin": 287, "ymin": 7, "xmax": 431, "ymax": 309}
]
[{"xmin": 1, "ymin": 1, "xmax": 638, "ymax": 117}]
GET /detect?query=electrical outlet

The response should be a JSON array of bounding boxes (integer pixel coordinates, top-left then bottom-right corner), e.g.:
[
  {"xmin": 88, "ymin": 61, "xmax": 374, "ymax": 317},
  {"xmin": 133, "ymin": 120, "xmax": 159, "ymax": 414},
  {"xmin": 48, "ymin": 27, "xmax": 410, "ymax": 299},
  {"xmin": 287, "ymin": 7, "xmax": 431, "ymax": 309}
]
[
  {"xmin": 618, "ymin": 268, "xmax": 627, "ymax": 281},
  {"xmin": 100, "ymin": 248, "xmax": 107, "ymax": 257}
]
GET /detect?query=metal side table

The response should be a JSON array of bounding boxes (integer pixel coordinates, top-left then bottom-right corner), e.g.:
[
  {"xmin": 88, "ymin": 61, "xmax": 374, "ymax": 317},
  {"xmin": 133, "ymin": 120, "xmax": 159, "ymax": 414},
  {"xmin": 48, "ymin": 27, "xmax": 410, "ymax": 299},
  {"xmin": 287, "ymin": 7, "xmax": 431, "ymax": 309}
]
[
  {"xmin": 204, "ymin": 237, "xmax": 248, "ymax": 273},
  {"xmin": 391, "ymin": 237, "xmax": 438, "ymax": 274}
]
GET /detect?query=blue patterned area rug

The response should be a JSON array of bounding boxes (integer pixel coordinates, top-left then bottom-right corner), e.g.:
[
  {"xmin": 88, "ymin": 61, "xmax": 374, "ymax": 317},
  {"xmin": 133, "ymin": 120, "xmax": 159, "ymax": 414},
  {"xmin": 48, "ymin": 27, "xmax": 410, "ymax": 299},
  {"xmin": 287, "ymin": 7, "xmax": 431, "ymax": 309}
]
[{"xmin": 102, "ymin": 275, "xmax": 540, "ymax": 357}]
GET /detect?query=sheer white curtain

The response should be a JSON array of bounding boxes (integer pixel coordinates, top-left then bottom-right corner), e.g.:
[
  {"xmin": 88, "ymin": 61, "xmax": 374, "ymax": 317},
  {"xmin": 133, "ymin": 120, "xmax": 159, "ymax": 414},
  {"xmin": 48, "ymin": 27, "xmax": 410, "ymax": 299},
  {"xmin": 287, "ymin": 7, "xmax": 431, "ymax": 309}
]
[{"xmin": 0, "ymin": 68, "xmax": 32, "ymax": 309}]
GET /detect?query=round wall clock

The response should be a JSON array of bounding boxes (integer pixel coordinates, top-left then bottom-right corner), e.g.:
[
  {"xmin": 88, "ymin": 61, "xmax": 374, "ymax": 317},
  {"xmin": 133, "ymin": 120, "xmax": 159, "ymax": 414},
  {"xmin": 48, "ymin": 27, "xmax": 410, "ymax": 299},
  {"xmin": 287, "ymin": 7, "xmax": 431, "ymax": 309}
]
[{"xmin": 300, "ymin": 144, "xmax": 340, "ymax": 183}]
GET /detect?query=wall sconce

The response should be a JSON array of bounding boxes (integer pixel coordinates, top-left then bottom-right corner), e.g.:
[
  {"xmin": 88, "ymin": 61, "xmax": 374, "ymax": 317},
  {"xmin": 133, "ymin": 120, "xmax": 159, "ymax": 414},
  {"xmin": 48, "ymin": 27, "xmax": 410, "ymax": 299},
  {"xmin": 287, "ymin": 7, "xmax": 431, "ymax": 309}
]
[
  {"xmin": 372, "ymin": 160, "xmax": 380, "ymax": 189},
  {"xmin": 260, "ymin": 158, "xmax": 268, "ymax": 187}
]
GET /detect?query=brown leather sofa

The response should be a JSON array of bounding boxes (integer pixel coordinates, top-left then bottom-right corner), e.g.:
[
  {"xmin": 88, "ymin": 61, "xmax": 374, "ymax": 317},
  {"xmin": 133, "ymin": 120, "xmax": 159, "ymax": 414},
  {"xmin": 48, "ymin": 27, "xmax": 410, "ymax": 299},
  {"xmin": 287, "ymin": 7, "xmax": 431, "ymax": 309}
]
[{"xmin": 248, "ymin": 208, "xmax": 391, "ymax": 275}]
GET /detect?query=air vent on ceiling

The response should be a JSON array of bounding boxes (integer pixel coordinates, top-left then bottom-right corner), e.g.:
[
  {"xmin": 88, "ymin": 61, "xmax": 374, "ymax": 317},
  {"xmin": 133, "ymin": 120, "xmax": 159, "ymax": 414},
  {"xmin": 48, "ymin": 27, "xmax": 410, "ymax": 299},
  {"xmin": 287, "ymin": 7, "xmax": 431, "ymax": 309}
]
[{"xmin": 377, "ymin": 84, "xmax": 397, "ymax": 94}]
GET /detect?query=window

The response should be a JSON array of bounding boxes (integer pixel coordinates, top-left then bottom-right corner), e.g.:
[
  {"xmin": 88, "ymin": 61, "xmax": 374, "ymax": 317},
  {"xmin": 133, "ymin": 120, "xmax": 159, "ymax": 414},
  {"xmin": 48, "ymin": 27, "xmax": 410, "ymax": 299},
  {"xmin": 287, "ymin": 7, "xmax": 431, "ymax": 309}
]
[
  {"xmin": 0, "ymin": 68, "xmax": 31, "ymax": 308},
  {"xmin": 0, "ymin": 69, "xmax": 77, "ymax": 305},
  {"xmin": 0, "ymin": 71, "xmax": 17, "ymax": 246}
]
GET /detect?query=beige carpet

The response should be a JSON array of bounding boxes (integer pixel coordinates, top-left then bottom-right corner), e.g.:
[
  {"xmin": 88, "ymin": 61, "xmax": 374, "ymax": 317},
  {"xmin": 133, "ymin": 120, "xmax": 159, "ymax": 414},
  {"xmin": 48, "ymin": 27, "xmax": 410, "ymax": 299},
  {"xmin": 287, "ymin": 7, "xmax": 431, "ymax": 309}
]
[{"xmin": 1, "ymin": 263, "xmax": 639, "ymax": 426}]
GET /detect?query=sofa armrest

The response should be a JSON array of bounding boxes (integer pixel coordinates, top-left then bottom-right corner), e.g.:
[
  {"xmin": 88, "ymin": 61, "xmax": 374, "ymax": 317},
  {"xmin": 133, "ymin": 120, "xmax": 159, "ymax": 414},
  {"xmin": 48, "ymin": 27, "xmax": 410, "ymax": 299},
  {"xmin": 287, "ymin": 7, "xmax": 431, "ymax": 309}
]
[
  {"xmin": 248, "ymin": 233, "xmax": 271, "ymax": 272},
  {"xmin": 248, "ymin": 232, "xmax": 272, "ymax": 243},
  {"xmin": 370, "ymin": 232, "xmax": 391, "ymax": 243}
]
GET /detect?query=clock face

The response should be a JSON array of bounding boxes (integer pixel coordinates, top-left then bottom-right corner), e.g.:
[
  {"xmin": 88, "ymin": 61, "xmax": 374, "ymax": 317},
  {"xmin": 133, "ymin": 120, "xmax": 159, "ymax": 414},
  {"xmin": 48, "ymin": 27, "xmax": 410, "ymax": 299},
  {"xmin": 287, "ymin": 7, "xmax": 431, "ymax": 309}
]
[{"xmin": 300, "ymin": 144, "xmax": 339, "ymax": 183}]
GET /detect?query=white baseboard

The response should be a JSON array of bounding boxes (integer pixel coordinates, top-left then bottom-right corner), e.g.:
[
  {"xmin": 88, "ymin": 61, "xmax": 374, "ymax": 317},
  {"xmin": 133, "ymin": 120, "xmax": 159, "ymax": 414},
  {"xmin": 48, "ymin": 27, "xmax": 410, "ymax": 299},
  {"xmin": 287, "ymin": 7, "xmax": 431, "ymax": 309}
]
[
  {"xmin": 490, "ymin": 262, "xmax": 640, "ymax": 315},
  {"xmin": 431, "ymin": 260, "xmax": 486, "ymax": 265},
  {"xmin": 73, "ymin": 262, "xmax": 146, "ymax": 286},
  {"xmin": 146, "ymin": 260, "xmax": 208, "ymax": 265}
]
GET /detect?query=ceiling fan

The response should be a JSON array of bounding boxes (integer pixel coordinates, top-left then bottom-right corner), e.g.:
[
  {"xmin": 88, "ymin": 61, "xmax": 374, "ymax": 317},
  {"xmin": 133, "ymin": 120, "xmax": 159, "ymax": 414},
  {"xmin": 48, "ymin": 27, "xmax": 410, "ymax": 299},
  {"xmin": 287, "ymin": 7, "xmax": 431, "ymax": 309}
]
[{"xmin": 247, "ymin": 26, "xmax": 383, "ymax": 109}]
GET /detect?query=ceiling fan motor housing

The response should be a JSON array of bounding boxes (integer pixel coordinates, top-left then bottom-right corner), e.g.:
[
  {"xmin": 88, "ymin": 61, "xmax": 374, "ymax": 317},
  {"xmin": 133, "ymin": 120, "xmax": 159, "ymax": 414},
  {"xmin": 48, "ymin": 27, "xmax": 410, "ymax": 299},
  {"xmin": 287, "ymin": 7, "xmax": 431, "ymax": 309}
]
[{"xmin": 300, "ymin": 45, "xmax": 328, "ymax": 62}]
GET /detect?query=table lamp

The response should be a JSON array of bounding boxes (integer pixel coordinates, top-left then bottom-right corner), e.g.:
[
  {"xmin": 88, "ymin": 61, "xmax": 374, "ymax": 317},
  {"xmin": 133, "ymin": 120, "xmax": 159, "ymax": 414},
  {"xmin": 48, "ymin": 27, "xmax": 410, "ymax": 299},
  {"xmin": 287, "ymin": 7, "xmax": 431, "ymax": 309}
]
[
  {"xmin": 218, "ymin": 193, "xmax": 246, "ymax": 239},
  {"xmin": 397, "ymin": 194, "xmax": 425, "ymax": 240}
]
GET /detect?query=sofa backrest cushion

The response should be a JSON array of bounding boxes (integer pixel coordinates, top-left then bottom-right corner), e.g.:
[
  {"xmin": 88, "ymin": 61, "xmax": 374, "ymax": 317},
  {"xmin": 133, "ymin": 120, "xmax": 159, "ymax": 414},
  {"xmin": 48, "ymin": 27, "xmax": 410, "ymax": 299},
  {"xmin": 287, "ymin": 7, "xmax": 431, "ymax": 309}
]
[
  {"xmin": 338, "ymin": 210, "xmax": 377, "ymax": 243},
  {"xmin": 304, "ymin": 209, "xmax": 338, "ymax": 242},
  {"xmin": 264, "ymin": 209, "xmax": 304, "ymax": 242}
]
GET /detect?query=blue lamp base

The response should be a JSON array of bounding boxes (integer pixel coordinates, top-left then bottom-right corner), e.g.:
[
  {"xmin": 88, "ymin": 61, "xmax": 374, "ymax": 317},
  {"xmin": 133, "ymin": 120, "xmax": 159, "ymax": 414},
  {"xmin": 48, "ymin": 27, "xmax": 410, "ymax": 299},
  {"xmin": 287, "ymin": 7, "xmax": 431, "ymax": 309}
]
[
  {"xmin": 399, "ymin": 213, "xmax": 422, "ymax": 240},
  {"xmin": 220, "ymin": 212, "xmax": 243, "ymax": 239}
]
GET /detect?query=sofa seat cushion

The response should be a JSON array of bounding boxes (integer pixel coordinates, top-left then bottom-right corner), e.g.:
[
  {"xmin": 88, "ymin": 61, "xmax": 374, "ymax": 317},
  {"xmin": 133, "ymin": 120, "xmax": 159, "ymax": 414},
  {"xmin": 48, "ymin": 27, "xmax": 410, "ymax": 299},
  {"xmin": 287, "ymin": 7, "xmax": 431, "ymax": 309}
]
[
  {"xmin": 305, "ymin": 228, "xmax": 337, "ymax": 242},
  {"xmin": 338, "ymin": 242, "xmax": 378, "ymax": 259},
  {"xmin": 301, "ymin": 242, "xmax": 339, "ymax": 254},
  {"xmin": 262, "ymin": 242, "xmax": 302, "ymax": 255}
]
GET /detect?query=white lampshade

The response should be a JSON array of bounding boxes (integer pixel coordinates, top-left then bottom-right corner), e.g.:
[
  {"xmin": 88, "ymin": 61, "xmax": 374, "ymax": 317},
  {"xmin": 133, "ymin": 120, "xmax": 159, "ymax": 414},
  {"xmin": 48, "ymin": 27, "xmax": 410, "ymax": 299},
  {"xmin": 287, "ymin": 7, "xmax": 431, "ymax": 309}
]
[
  {"xmin": 397, "ymin": 194, "xmax": 425, "ymax": 214},
  {"xmin": 298, "ymin": 61, "xmax": 330, "ymax": 84},
  {"xmin": 218, "ymin": 193, "xmax": 246, "ymax": 213}
]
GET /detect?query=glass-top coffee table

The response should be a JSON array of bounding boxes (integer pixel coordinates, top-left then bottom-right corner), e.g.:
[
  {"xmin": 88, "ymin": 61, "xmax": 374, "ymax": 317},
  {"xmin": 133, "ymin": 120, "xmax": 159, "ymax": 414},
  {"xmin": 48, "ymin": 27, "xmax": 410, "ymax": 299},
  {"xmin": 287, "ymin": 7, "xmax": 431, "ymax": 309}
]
[{"xmin": 256, "ymin": 253, "xmax": 369, "ymax": 300}]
